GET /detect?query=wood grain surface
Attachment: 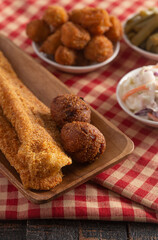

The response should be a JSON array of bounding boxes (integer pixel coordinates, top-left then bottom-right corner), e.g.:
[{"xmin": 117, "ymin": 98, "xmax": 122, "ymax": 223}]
[
  {"xmin": 0, "ymin": 220, "xmax": 158, "ymax": 240},
  {"xmin": 0, "ymin": 34, "xmax": 134, "ymax": 204}
]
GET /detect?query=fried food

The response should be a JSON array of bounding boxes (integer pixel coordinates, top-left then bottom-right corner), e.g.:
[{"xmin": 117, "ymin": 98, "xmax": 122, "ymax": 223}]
[
  {"xmin": 61, "ymin": 122, "xmax": 106, "ymax": 163},
  {"xmin": 26, "ymin": 5, "xmax": 121, "ymax": 66},
  {"xmin": 40, "ymin": 28, "xmax": 61, "ymax": 55},
  {"xmin": 105, "ymin": 15, "xmax": 123, "ymax": 42},
  {"xmin": 54, "ymin": 45, "xmax": 76, "ymax": 65},
  {"xmin": 61, "ymin": 21, "xmax": 90, "ymax": 50},
  {"xmin": 69, "ymin": 7, "xmax": 111, "ymax": 35},
  {"xmin": 43, "ymin": 5, "xmax": 68, "ymax": 28},
  {"xmin": 51, "ymin": 94, "xmax": 91, "ymax": 128},
  {"xmin": 0, "ymin": 51, "xmax": 72, "ymax": 190},
  {"xmin": 0, "ymin": 107, "xmax": 63, "ymax": 190},
  {"xmin": 75, "ymin": 51, "xmax": 90, "ymax": 66},
  {"xmin": 84, "ymin": 35, "xmax": 113, "ymax": 62},
  {"xmin": 26, "ymin": 19, "xmax": 51, "ymax": 43}
]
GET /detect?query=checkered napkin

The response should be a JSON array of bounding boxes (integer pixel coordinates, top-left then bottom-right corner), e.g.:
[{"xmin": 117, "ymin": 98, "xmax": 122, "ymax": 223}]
[{"xmin": 0, "ymin": 0, "xmax": 158, "ymax": 223}]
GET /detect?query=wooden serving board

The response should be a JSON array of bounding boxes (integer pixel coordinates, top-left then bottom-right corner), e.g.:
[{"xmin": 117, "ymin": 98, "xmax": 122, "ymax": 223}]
[{"xmin": 0, "ymin": 34, "xmax": 134, "ymax": 204}]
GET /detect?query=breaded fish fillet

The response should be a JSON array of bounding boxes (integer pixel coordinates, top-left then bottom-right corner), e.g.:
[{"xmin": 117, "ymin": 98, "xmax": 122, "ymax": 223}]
[{"xmin": 0, "ymin": 52, "xmax": 72, "ymax": 190}]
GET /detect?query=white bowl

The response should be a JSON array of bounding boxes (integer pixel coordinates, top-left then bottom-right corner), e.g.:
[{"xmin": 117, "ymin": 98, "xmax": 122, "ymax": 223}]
[
  {"xmin": 32, "ymin": 41, "xmax": 120, "ymax": 74},
  {"xmin": 116, "ymin": 67, "xmax": 158, "ymax": 128},
  {"xmin": 123, "ymin": 13, "xmax": 158, "ymax": 61}
]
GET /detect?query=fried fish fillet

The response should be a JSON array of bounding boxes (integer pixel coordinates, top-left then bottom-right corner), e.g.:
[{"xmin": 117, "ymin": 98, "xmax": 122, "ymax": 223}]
[{"xmin": 0, "ymin": 52, "xmax": 72, "ymax": 190}]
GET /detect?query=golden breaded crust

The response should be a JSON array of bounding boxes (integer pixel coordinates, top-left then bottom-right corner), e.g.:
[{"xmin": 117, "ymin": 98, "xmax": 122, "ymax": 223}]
[
  {"xmin": 69, "ymin": 7, "xmax": 111, "ymax": 35},
  {"xmin": 43, "ymin": 5, "xmax": 68, "ymax": 28},
  {"xmin": 105, "ymin": 15, "xmax": 123, "ymax": 42},
  {"xmin": 61, "ymin": 21, "xmax": 90, "ymax": 50},
  {"xmin": 0, "ymin": 107, "xmax": 63, "ymax": 190},
  {"xmin": 84, "ymin": 35, "xmax": 113, "ymax": 62},
  {"xmin": 40, "ymin": 28, "xmax": 61, "ymax": 55},
  {"xmin": 0, "ymin": 51, "xmax": 72, "ymax": 190}
]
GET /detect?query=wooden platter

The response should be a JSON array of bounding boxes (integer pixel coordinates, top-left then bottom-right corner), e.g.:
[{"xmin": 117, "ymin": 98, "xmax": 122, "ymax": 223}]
[{"xmin": 0, "ymin": 34, "xmax": 134, "ymax": 204}]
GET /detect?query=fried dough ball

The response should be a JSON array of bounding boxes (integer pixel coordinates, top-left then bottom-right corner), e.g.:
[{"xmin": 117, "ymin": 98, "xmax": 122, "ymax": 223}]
[
  {"xmin": 105, "ymin": 16, "xmax": 123, "ymax": 42},
  {"xmin": 69, "ymin": 7, "xmax": 111, "ymax": 35},
  {"xmin": 43, "ymin": 5, "xmax": 68, "ymax": 28},
  {"xmin": 84, "ymin": 35, "xmax": 113, "ymax": 62},
  {"xmin": 26, "ymin": 19, "xmax": 51, "ymax": 43},
  {"xmin": 40, "ymin": 28, "xmax": 61, "ymax": 55},
  {"xmin": 54, "ymin": 45, "xmax": 76, "ymax": 65},
  {"xmin": 61, "ymin": 21, "xmax": 90, "ymax": 50},
  {"xmin": 51, "ymin": 94, "xmax": 91, "ymax": 128},
  {"xmin": 61, "ymin": 122, "xmax": 106, "ymax": 163}
]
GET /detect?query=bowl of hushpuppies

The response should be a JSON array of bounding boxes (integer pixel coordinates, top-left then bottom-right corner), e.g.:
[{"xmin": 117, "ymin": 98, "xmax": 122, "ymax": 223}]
[{"xmin": 26, "ymin": 5, "xmax": 122, "ymax": 73}]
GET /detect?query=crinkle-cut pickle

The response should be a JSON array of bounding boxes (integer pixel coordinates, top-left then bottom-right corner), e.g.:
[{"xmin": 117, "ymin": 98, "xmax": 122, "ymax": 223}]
[
  {"xmin": 125, "ymin": 13, "xmax": 153, "ymax": 33},
  {"xmin": 131, "ymin": 14, "xmax": 158, "ymax": 46}
]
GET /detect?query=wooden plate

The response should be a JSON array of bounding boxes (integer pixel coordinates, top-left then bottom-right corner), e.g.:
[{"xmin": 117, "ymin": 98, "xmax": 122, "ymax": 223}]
[{"xmin": 0, "ymin": 34, "xmax": 134, "ymax": 204}]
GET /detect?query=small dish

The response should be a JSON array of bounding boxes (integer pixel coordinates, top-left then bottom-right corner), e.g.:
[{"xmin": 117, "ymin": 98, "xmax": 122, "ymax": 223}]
[
  {"xmin": 32, "ymin": 41, "xmax": 120, "ymax": 73},
  {"xmin": 123, "ymin": 13, "xmax": 158, "ymax": 61},
  {"xmin": 116, "ymin": 67, "xmax": 158, "ymax": 128}
]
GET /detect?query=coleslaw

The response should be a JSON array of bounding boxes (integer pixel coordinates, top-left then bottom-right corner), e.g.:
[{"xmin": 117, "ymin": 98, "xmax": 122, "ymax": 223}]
[{"xmin": 121, "ymin": 65, "xmax": 158, "ymax": 121}]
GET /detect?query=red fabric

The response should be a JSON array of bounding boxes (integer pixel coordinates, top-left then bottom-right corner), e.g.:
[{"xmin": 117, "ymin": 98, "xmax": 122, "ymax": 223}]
[{"xmin": 0, "ymin": 0, "xmax": 158, "ymax": 223}]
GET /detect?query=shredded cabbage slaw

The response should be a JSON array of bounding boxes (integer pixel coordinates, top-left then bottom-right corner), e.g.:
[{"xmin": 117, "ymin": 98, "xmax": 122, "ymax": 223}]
[{"xmin": 121, "ymin": 65, "xmax": 158, "ymax": 121}]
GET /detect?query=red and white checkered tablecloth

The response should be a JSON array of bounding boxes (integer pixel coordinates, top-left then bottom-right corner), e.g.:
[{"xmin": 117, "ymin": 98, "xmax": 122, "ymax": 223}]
[{"xmin": 0, "ymin": 0, "xmax": 158, "ymax": 223}]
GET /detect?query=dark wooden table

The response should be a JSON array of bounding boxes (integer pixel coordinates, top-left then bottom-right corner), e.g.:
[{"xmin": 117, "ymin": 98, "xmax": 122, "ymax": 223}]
[{"xmin": 0, "ymin": 219, "xmax": 158, "ymax": 240}]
